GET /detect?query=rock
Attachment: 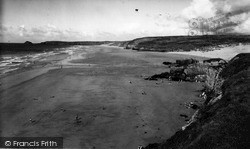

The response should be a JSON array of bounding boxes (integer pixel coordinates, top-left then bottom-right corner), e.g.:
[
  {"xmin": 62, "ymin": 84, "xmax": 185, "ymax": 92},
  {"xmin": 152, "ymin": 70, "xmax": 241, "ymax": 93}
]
[
  {"xmin": 29, "ymin": 118, "xmax": 35, "ymax": 123},
  {"xmin": 176, "ymin": 58, "xmax": 199, "ymax": 67},
  {"xmin": 163, "ymin": 62, "xmax": 172, "ymax": 65},
  {"xmin": 170, "ymin": 68, "xmax": 186, "ymax": 81},
  {"xmin": 75, "ymin": 114, "xmax": 81, "ymax": 123},
  {"xmin": 183, "ymin": 102, "xmax": 199, "ymax": 110},
  {"xmin": 180, "ymin": 114, "xmax": 188, "ymax": 118},
  {"xmin": 194, "ymin": 75, "xmax": 206, "ymax": 82},
  {"xmin": 203, "ymin": 58, "xmax": 227, "ymax": 65},
  {"xmin": 145, "ymin": 72, "xmax": 170, "ymax": 80},
  {"xmin": 190, "ymin": 103, "xmax": 199, "ymax": 110},
  {"xmin": 60, "ymin": 108, "xmax": 66, "ymax": 112}
]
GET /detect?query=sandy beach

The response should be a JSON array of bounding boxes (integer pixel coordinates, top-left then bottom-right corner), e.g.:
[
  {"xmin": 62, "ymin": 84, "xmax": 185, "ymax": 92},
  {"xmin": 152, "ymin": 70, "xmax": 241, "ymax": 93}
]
[
  {"xmin": 169, "ymin": 44, "xmax": 250, "ymax": 60},
  {"xmin": 1, "ymin": 45, "xmax": 206, "ymax": 148}
]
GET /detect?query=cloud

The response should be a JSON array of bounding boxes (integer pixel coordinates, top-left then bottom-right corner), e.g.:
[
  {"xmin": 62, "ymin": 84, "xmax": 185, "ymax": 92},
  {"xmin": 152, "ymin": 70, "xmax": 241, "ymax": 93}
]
[
  {"xmin": 2, "ymin": 0, "xmax": 250, "ymax": 42},
  {"xmin": 182, "ymin": 0, "xmax": 250, "ymax": 19},
  {"xmin": 211, "ymin": 0, "xmax": 250, "ymax": 34},
  {"xmin": 211, "ymin": 0, "xmax": 250, "ymax": 15},
  {"xmin": 0, "ymin": 24, "xmax": 93, "ymax": 42},
  {"xmin": 0, "ymin": 24, "xmax": 9, "ymax": 33},
  {"xmin": 0, "ymin": 23, "xmax": 137, "ymax": 42},
  {"xmin": 18, "ymin": 25, "xmax": 28, "ymax": 37},
  {"xmin": 182, "ymin": 0, "xmax": 216, "ymax": 19},
  {"xmin": 234, "ymin": 14, "xmax": 250, "ymax": 34},
  {"xmin": 182, "ymin": 0, "xmax": 250, "ymax": 34}
]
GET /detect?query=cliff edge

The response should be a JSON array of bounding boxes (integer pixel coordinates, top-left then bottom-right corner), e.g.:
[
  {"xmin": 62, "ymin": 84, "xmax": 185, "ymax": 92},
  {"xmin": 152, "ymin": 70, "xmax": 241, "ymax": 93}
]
[{"xmin": 143, "ymin": 53, "xmax": 250, "ymax": 149}]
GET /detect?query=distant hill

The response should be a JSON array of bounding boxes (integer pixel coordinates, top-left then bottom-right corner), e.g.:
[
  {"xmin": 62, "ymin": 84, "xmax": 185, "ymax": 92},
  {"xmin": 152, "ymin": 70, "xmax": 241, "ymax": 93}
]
[
  {"xmin": 24, "ymin": 41, "xmax": 33, "ymax": 45},
  {"xmin": 40, "ymin": 41, "xmax": 108, "ymax": 45},
  {"xmin": 0, "ymin": 41, "xmax": 109, "ymax": 54}
]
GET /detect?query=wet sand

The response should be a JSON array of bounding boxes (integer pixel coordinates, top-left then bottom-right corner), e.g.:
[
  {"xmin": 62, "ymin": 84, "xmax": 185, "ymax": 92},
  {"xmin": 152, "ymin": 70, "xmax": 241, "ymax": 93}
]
[{"xmin": 0, "ymin": 45, "xmax": 205, "ymax": 149}]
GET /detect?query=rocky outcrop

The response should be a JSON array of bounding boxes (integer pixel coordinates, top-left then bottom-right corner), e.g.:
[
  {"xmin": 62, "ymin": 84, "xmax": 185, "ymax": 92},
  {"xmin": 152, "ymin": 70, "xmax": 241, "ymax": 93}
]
[
  {"xmin": 176, "ymin": 59, "xmax": 199, "ymax": 67},
  {"xmin": 145, "ymin": 58, "xmax": 220, "ymax": 82},
  {"xmin": 143, "ymin": 53, "xmax": 250, "ymax": 149},
  {"xmin": 203, "ymin": 58, "xmax": 227, "ymax": 64}
]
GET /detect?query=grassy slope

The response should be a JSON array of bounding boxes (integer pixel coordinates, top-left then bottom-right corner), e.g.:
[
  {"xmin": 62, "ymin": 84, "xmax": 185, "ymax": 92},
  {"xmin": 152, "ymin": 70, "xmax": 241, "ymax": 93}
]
[
  {"xmin": 124, "ymin": 35, "xmax": 250, "ymax": 52},
  {"xmin": 143, "ymin": 53, "xmax": 250, "ymax": 149}
]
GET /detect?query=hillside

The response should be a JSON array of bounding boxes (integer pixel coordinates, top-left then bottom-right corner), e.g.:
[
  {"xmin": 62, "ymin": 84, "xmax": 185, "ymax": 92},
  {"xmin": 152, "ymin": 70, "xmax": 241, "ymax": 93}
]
[
  {"xmin": 123, "ymin": 35, "xmax": 250, "ymax": 52},
  {"xmin": 143, "ymin": 53, "xmax": 250, "ymax": 149}
]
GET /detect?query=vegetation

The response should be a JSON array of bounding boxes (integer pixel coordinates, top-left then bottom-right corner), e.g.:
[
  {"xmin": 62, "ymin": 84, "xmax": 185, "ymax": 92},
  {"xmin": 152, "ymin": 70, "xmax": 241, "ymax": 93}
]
[
  {"xmin": 143, "ymin": 53, "xmax": 250, "ymax": 149},
  {"xmin": 124, "ymin": 35, "xmax": 250, "ymax": 52}
]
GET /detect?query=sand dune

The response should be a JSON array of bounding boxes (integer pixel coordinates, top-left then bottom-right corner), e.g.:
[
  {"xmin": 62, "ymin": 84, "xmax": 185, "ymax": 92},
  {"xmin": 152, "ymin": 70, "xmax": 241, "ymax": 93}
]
[{"xmin": 169, "ymin": 44, "xmax": 250, "ymax": 60}]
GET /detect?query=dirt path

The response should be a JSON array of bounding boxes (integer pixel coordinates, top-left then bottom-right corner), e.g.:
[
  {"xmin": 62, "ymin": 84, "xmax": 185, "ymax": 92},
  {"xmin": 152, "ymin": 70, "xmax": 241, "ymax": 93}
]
[{"xmin": 0, "ymin": 45, "xmax": 204, "ymax": 149}]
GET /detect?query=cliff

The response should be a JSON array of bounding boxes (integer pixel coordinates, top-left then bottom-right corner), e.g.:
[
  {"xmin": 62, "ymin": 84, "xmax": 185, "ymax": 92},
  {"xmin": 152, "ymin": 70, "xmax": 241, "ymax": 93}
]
[{"xmin": 143, "ymin": 53, "xmax": 250, "ymax": 149}]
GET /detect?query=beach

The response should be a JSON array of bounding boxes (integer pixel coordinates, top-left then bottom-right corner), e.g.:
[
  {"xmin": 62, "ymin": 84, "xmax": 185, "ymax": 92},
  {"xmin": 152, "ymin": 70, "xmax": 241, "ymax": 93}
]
[{"xmin": 0, "ymin": 45, "xmax": 206, "ymax": 148}]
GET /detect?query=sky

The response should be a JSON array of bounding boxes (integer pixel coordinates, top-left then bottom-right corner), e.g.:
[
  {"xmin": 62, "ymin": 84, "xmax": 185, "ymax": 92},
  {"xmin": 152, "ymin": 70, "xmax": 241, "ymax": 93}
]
[{"xmin": 1, "ymin": 0, "xmax": 250, "ymax": 43}]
